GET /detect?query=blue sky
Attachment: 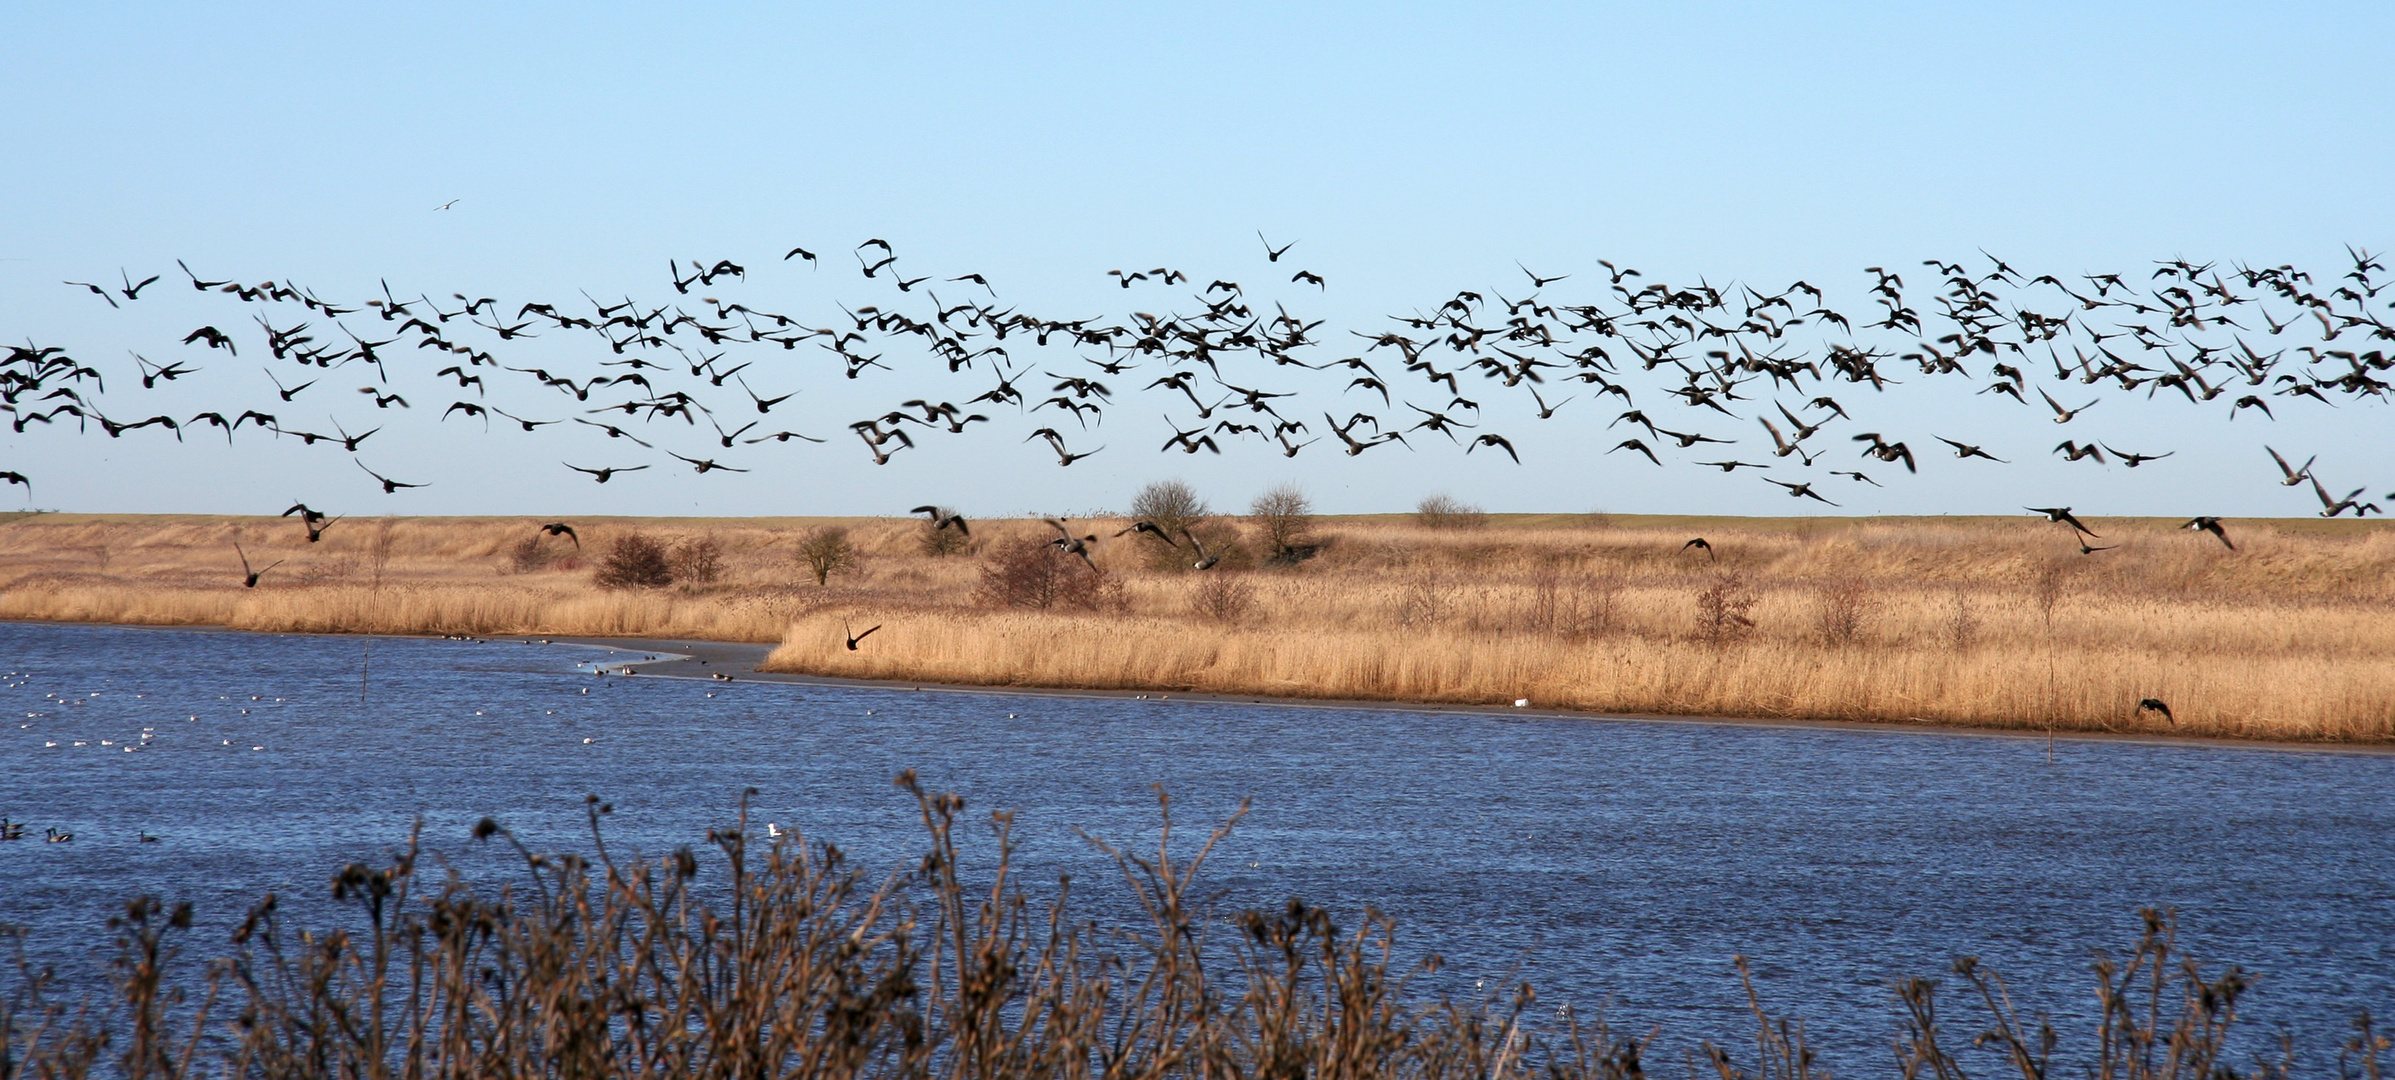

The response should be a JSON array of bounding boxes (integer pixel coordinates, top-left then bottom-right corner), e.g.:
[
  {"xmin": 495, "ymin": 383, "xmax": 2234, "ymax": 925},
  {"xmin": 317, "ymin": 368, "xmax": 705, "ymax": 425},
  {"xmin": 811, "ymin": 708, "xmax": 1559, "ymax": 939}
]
[{"xmin": 3, "ymin": 3, "xmax": 2389, "ymax": 518}]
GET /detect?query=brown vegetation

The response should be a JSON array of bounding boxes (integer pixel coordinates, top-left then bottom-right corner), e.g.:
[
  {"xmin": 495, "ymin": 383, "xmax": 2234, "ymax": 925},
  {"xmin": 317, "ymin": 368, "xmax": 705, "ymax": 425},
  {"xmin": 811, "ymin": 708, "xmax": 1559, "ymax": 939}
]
[
  {"xmin": 4, "ymin": 782, "xmax": 2334, "ymax": 1080},
  {"xmin": 2, "ymin": 511, "xmax": 2392, "ymax": 740}
]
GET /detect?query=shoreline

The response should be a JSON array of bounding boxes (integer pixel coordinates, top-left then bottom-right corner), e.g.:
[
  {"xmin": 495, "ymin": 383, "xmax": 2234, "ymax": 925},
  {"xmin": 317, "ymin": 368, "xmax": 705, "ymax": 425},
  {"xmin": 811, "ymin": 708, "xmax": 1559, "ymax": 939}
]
[
  {"xmin": 6, "ymin": 510, "xmax": 2389, "ymax": 744},
  {"xmin": 20, "ymin": 619, "xmax": 2381, "ymax": 756}
]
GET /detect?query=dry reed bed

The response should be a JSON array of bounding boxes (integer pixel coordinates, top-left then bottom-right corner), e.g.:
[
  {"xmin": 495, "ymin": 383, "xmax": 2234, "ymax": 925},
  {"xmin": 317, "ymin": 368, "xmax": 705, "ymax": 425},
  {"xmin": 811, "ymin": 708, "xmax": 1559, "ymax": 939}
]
[
  {"xmin": 2, "ymin": 512, "xmax": 2390, "ymax": 740},
  {"xmin": 5, "ymin": 782, "xmax": 2318, "ymax": 1080}
]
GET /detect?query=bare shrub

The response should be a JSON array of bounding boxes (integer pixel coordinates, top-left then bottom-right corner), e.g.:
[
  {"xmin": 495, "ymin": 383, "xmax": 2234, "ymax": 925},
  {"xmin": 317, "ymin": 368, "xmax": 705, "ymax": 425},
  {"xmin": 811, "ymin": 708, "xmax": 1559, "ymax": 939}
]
[
  {"xmin": 669, "ymin": 534, "xmax": 724, "ymax": 585},
  {"xmin": 1416, "ymin": 494, "xmax": 1486, "ymax": 530},
  {"xmin": 1694, "ymin": 573, "xmax": 1757, "ymax": 646},
  {"xmin": 1814, "ymin": 578, "xmax": 1875, "ymax": 646},
  {"xmin": 1524, "ymin": 571, "xmax": 1622, "ymax": 639},
  {"xmin": 594, "ymin": 533, "xmax": 673, "ymax": 589},
  {"xmin": 1945, "ymin": 586, "xmax": 1980, "ymax": 652},
  {"xmin": 1395, "ymin": 581, "xmax": 1451, "ymax": 627},
  {"xmin": 1250, "ymin": 484, "xmax": 1317, "ymax": 564},
  {"xmin": 291, "ymin": 556, "xmax": 355, "ymax": 586},
  {"xmin": 2033, "ymin": 561, "xmax": 2069, "ymax": 632},
  {"xmin": 505, "ymin": 534, "xmax": 555, "ymax": 574},
  {"xmin": 795, "ymin": 527, "xmax": 855, "ymax": 586},
  {"xmin": 1190, "ymin": 574, "xmax": 1257, "ymax": 624},
  {"xmin": 977, "ymin": 538, "xmax": 1121, "ymax": 611},
  {"xmin": 366, "ymin": 518, "xmax": 396, "ymax": 590}
]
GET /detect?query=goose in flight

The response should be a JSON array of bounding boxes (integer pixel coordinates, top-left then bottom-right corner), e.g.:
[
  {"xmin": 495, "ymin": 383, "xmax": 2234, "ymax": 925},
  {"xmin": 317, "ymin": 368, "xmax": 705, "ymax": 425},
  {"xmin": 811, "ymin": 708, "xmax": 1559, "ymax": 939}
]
[
  {"xmin": 234, "ymin": 542, "xmax": 283, "ymax": 588},
  {"xmin": 2265, "ymin": 446, "xmax": 2314, "ymax": 486},
  {"xmin": 2026, "ymin": 506, "xmax": 2100, "ymax": 538},
  {"xmin": 2181, "ymin": 516, "xmax": 2234, "ymax": 550},
  {"xmin": 911, "ymin": 505, "xmax": 969, "ymax": 535},
  {"xmin": 1044, "ymin": 518, "xmax": 1100, "ymax": 571},
  {"xmin": 1765, "ymin": 478, "xmax": 1838, "ymax": 505},
  {"xmin": 1181, "ymin": 528, "xmax": 1222, "ymax": 570}
]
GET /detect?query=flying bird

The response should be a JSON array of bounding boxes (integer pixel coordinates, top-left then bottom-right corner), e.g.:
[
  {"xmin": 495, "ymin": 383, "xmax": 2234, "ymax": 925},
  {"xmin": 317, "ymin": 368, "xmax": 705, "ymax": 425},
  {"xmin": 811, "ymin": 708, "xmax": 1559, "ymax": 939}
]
[
  {"xmin": 1467, "ymin": 433, "xmax": 1520, "ymax": 463},
  {"xmin": 1609, "ymin": 438, "xmax": 1662, "ymax": 466},
  {"xmin": 2182, "ymin": 516, "xmax": 2234, "ymax": 550},
  {"xmin": 538, "ymin": 522, "xmax": 580, "ymax": 548},
  {"xmin": 1934, "ymin": 435, "xmax": 2007, "ymax": 462},
  {"xmin": 844, "ymin": 621, "xmax": 881, "ymax": 651},
  {"xmin": 566, "ymin": 463, "xmax": 649, "ymax": 483},
  {"xmin": 233, "ymin": 542, "xmax": 283, "ymax": 588},
  {"xmin": 355, "ymin": 460, "xmax": 428, "ymax": 493},
  {"xmin": 2265, "ymin": 446, "xmax": 2315, "ymax": 486},
  {"xmin": 1765, "ymin": 478, "xmax": 1839, "ymax": 505},
  {"xmin": 910, "ymin": 505, "xmax": 969, "ymax": 535},
  {"xmin": 2026, "ymin": 506, "xmax": 2100, "ymax": 538}
]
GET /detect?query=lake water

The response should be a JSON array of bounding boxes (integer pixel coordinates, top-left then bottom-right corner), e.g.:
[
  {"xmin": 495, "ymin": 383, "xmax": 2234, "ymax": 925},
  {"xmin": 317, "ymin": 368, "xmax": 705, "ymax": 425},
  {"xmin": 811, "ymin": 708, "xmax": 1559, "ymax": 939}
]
[{"xmin": 2, "ymin": 620, "xmax": 2390, "ymax": 1070}]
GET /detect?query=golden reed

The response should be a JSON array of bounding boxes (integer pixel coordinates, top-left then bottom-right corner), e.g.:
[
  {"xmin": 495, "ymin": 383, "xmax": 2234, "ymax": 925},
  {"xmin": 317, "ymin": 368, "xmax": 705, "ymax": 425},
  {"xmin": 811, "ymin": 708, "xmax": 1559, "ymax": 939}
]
[{"xmin": 2, "ymin": 511, "xmax": 2389, "ymax": 741}]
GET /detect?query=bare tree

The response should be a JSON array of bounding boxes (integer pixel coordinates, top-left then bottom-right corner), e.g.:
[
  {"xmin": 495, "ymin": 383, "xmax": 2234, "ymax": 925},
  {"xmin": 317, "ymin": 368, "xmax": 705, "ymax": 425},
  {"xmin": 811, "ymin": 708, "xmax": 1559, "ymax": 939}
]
[
  {"xmin": 795, "ymin": 527, "xmax": 855, "ymax": 586},
  {"xmin": 1249, "ymin": 483, "xmax": 1316, "ymax": 564}
]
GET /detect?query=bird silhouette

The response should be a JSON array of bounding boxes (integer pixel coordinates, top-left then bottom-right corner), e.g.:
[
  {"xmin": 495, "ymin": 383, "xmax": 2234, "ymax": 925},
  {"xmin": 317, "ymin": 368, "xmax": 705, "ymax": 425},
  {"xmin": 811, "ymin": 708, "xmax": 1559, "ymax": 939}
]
[
  {"xmin": 234, "ymin": 542, "xmax": 283, "ymax": 588},
  {"xmin": 1043, "ymin": 518, "xmax": 1101, "ymax": 571},
  {"xmin": 911, "ymin": 505, "xmax": 969, "ymax": 535},
  {"xmin": 1181, "ymin": 528, "xmax": 1222, "ymax": 570},
  {"xmin": 2026, "ymin": 506, "xmax": 2100, "ymax": 538},
  {"xmin": 1765, "ymin": 478, "xmax": 1838, "ymax": 505},
  {"xmin": 844, "ymin": 620, "xmax": 882, "ymax": 651},
  {"xmin": 565, "ymin": 463, "xmax": 649, "ymax": 483},
  {"xmin": 355, "ymin": 460, "xmax": 427, "ymax": 493},
  {"xmin": 538, "ymin": 522, "xmax": 580, "ymax": 548},
  {"xmin": 2181, "ymin": 517, "xmax": 2234, "ymax": 550}
]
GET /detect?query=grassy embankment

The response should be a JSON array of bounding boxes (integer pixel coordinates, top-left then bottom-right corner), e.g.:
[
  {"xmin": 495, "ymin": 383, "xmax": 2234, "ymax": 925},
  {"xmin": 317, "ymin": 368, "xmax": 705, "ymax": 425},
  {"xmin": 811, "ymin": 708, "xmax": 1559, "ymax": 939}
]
[{"xmin": 1, "ymin": 510, "xmax": 2390, "ymax": 741}]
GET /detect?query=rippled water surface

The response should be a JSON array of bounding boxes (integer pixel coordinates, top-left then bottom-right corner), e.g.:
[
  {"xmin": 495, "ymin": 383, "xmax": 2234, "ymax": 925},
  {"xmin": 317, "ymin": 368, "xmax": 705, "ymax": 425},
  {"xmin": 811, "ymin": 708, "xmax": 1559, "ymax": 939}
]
[{"xmin": 3, "ymin": 621, "xmax": 2390, "ymax": 1068}]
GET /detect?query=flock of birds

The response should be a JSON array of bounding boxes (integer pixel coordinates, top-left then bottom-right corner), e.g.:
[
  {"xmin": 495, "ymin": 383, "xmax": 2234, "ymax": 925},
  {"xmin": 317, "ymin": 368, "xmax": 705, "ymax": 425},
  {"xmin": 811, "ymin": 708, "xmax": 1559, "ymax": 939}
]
[{"xmin": 5, "ymin": 238, "xmax": 2392, "ymax": 554}]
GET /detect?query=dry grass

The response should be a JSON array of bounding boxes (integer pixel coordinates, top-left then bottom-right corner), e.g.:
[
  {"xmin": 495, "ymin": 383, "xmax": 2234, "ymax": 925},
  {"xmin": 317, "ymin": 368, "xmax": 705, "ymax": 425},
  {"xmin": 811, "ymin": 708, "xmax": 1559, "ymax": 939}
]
[
  {"xmin": 3, "ymin": 511, "xmax": 2392, "ymax": 741},
  {"xmin": 6, "ymin": 782, "xmax": 2330, "ymax": 1080}
]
